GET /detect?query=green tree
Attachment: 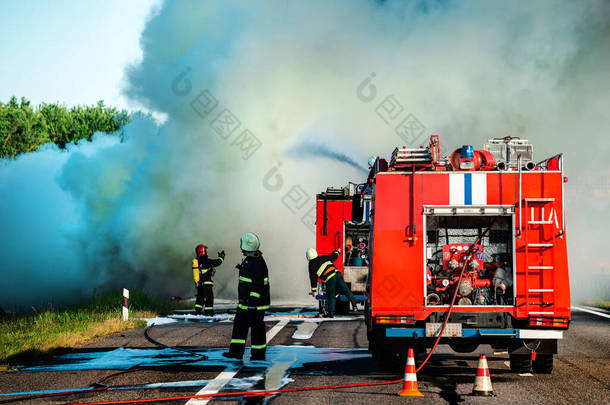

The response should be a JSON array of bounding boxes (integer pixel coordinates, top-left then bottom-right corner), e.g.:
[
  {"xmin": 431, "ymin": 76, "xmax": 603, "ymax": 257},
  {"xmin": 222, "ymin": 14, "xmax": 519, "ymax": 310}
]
[{"xmin": 0, "ymin": 97, "xmax": 130, "ymax": 157}]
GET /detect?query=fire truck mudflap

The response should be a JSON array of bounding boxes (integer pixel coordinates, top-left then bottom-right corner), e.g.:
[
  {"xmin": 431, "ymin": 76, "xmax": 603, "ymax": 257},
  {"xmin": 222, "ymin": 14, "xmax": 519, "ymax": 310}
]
[{"xmin": 362, "ymin": 136, "xmax": 570, "ymax": 373}]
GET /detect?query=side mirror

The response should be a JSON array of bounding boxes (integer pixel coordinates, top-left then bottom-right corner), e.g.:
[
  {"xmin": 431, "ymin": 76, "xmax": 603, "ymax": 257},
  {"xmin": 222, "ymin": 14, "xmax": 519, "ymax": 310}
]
[{"xmin": 352, "ymin": 194, "xmax": 363, "ymax": 222}]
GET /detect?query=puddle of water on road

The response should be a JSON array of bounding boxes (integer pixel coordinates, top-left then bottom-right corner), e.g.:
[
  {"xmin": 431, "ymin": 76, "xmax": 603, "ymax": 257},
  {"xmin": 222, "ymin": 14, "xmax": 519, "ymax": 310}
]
[
  {"xmin": 16, "ymin": 346, "xmax": 370, "ymax": 374},
  {"xmin": 165, "ymin": 313, "xmax": 234, "ymax": 324}
]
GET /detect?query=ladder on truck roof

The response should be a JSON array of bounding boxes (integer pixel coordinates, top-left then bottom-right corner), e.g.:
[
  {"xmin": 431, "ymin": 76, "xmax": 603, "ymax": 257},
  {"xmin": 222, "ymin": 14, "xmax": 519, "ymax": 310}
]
[{"xmin": 521, "ymin": 197, "xmax": 557, "ymax": 315}]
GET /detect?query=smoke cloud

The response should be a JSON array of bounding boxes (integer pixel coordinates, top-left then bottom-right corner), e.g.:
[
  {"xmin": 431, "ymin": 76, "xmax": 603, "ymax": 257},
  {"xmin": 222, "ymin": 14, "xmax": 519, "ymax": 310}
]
[
  {"xmin": 1, "ymin": 0, "xmax": 609, "ymax": 308},
  {"xmin": 287, "ymin": 138, "xmax": 368, "ymax": 174}
]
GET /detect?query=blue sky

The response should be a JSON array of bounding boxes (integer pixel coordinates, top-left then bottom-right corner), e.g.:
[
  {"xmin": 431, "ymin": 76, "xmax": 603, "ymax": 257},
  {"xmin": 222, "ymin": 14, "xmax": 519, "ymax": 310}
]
[{"xmin": 0, "ymin": 0, "xmax": 160, "ymax": 110}]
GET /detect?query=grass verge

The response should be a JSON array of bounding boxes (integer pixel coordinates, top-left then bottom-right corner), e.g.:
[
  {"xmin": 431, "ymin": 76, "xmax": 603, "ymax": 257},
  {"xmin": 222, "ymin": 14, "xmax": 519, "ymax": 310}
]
[
  {"xmin": 0, "ymin": 290, "xmax": 190, "ymax": 369},
  {"xmin": 584, "ymin": 300, "xmax": 610, "ymax": 311}
]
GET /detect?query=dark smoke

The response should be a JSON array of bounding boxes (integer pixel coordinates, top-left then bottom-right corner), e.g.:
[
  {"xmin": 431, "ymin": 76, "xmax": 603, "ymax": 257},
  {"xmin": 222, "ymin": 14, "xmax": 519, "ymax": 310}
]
[{"xmin": 287, "ymin": 140, "xmax": 368, "ymax": 174}]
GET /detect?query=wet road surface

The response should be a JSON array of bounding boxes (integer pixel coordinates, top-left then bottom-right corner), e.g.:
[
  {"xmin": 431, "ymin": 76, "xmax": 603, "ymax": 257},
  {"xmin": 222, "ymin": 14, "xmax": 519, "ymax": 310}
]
[{"xmin": 0, "ymin": 307, "xmax": 608, "ymax": 404}]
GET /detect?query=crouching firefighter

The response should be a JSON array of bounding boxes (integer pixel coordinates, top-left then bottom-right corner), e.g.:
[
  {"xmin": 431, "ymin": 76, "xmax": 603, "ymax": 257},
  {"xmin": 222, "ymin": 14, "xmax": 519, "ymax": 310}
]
[
  {"xmin": 306, "ymin": 248, "xmax": 357, "ymax": 318},
  {"xmin": 223, "ymin": 232, "xmax": 270, "ymax": 361},
  {"xmin": 193, "ymin": 244, "xmax": 226, "ymax": 315}
]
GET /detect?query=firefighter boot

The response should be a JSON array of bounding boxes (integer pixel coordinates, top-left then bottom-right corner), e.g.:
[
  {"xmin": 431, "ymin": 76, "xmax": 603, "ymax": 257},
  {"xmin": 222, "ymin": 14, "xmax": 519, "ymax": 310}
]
[
  {"xmin": 350, "ymin": 298, "xmax": 358, "ymax": 312},
  {"xmin": 222, "ymin": 351, "xmax": 243, "ymax": 360},
  {"xmin": 325, "ymin": 312, "xmax": 335, "ymax": 318}
]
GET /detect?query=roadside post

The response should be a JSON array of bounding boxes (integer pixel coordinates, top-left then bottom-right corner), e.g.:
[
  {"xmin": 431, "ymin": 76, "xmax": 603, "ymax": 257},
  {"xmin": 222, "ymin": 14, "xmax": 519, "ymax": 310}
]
[{"xmin": 123, "ymin": 288, "xmax": 129, "ymax": 321}]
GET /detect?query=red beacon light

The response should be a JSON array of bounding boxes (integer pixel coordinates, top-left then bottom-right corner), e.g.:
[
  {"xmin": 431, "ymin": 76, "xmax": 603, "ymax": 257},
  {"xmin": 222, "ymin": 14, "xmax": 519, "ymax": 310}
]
[{"xmin": 450, "ymin": 145, "xmax": 496, "ymax": 171}]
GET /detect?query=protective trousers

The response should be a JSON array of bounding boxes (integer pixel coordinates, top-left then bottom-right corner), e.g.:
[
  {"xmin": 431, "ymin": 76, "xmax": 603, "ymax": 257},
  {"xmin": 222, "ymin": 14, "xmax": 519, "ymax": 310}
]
[
  {"xmin": 195, "ymin": 284, "xmax": 214, "ymax": 315},
  {"xmin": 228, "ymin": 308, "xmax": 267, "ymax": 359},
  {"xmin": 325, "ymin": 271, "xmax": 355, "ymax": 313}
]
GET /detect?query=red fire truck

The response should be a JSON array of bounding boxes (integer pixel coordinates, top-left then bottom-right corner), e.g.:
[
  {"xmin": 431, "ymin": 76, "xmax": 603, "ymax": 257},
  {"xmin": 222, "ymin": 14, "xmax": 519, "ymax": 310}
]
[
  {"xmin": 314, "ymin": 183, "xmax": 372, "ymax": 313},
  {"xmin": 316, "ymin": 136, "xmax": 570, "ymax": 373}
]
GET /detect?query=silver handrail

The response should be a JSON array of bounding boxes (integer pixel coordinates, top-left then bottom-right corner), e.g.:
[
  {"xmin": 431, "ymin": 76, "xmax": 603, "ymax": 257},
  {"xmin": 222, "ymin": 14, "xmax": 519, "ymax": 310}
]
[
  {"xmin": 518, "ymin": 154, "xmax": 522, "ymax": 238},
  {"xmin": 559, "ymin": 153, "xmax": 565, "ymax": 238},
  {"xmin": 535, "ymin": 153, "xmax": 563, "ymax": 170}
]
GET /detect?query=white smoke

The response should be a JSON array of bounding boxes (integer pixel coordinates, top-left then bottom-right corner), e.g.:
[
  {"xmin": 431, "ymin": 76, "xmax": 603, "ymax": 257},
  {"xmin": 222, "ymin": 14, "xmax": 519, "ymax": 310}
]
[{"xmin": 1, "ymin": 0, "xmax": 609, "ymax": 308}]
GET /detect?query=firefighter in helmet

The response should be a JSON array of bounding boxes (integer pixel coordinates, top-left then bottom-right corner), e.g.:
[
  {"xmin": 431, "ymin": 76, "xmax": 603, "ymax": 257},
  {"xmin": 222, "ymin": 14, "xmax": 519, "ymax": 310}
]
[
  {"xmin": 307, "ymin": 247, "xmax": 357, "ymax": 318},
  {"xmin": 193, "ymin": 244, "xmax": 225, "ymax": 315},
  {"xmin": 223, "ymin": 232, "xmax": 270, "ymax": 361}
]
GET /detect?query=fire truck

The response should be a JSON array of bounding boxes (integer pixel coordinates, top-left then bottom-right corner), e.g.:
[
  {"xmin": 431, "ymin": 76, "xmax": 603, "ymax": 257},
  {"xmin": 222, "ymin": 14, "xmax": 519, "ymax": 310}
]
[
  {"xmin": 314, "ymin": 183, "xmax": 372, "ymax": 313},
  {"xmin": 315, "ymin": 136, "xmax": 570, "ymax": 373}
]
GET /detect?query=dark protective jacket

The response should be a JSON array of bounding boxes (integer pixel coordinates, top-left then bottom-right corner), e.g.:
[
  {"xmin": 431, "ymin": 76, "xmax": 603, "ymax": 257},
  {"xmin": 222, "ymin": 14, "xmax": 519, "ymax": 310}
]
[
  {"xmin": 237, "ymin": 252, "xmax": 270, "ymax": 310},
  {"xmin": 308, "ymin": 250, "xmax": 340, "ymax": 292},
  {"xmin": 193, "ymin": 254, "xmax": 223, "ymax": 286}
]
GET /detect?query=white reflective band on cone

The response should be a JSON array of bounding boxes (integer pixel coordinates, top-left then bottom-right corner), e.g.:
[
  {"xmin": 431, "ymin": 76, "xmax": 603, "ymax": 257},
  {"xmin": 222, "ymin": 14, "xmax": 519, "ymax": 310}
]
[{"xmin": 404, "ymin": 373, "xmax": 417, "ymax": 382}]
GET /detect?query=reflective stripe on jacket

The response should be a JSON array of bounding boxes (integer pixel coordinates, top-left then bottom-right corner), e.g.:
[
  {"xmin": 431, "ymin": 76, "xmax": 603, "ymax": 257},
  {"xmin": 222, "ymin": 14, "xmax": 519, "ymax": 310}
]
[
  {"xmin": 237, "ymin": 252, "xmax": 271, "ymax": 309},
  {"xmin": 308, "ymin": 250, "xmax": 340, "ymax": 290}
]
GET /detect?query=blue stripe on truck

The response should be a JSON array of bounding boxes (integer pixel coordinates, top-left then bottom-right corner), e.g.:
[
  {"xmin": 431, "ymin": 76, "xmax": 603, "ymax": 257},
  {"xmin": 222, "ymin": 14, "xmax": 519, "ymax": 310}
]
[
  {"xmin": 385, "ymin": 328, "xmax": 519, "ymax": 338},
  {"xmin": 464, "ymin": 173, "xmax": 472, "ymax": 205}
]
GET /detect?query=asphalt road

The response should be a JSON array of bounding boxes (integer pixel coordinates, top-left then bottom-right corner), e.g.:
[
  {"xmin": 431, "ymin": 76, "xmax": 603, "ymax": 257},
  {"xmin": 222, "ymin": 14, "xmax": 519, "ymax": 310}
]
[{"xmin": 0, "ymin": 307, "xmax": 608, "ymax": 405}]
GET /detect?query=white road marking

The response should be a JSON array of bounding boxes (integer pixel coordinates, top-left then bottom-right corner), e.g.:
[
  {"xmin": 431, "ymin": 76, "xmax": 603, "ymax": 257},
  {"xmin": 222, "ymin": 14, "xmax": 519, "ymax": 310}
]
[
  {"xmin": 186, "ymin": 318, "xmax": 289, "ymax": 404},
  {"xmin": 264, "ymin": 356, "xmax": 296, "ymax": 390},
  {"xmin": 292, "ymin": 322, "xmax": 319, "ymax": 340},
  {"xmin": 186, "ymin": 366, "xmax": 241, "ymax": 405},
  {"xmin": 519, "ymin": 373, "xmax": 533, "ymax": 377},
  {"xmin": 266, "ymin": 319, "xmax": 289, "ymax": 342},
  {"xmin": 572, "ymin": 306, "xmax": 610, "ymax": 320},
  {"xmin": 503, "ymin": 361, "xmax": 511, "ymax": 368}
]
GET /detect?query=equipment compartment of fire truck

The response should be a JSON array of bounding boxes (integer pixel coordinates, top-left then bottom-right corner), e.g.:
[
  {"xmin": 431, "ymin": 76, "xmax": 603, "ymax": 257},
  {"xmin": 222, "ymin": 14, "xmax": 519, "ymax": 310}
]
[
  {"xmin": 425, "ymin": 215, "xmax": 514, "ymax": 307},
  {"xmin": 318, "ymin": 135, "xmax": 570, "ymax": 374}
]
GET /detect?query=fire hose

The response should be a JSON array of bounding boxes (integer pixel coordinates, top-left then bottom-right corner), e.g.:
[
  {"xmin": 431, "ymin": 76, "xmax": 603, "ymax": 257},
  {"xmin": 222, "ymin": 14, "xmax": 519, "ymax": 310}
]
[
  {"xmin": 417, "ymin": 218, "xmax": 494, "ymax": 372},
  {"xmin": 0, "ymin": 367, "xmax": 143, "ymax": 404}
]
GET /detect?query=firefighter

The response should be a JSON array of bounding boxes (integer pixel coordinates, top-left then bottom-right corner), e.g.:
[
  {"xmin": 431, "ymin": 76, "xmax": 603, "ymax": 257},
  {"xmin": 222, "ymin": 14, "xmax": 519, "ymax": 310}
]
[
  {"xmin": 193, "ymin": 244, "xmax": 226, "ymax": 316},
  {"xmin": 307, "ymin": 248, "xmax": 357, "ymax": 318},
  {"xmin": 223, "ymin": 232, "xmax": 270, "ymax": 361}
]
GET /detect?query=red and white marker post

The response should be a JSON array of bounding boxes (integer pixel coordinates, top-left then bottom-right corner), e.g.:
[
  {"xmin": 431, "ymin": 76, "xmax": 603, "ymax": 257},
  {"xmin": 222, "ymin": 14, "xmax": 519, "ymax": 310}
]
[{"xmin": 122, "ymin": 288, "xmax": 129, "ymax": 321}]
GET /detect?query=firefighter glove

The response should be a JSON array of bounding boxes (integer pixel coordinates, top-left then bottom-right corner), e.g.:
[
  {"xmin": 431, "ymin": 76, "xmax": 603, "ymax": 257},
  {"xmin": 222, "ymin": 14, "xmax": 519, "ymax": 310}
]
[{"xmin": 218, "ymin": 250, "xmax": 226, "ymax": 259}]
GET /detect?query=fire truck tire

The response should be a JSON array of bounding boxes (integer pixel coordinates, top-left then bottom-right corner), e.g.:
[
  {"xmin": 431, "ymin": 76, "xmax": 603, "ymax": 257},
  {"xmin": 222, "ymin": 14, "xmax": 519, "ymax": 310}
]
[
  {"xmin": 335, "ymin": 300, "xmax": 350, "ymax": 315},
  {"xmin": 509, "ymin": 353, "xmax": 532, "ymax": 373},
  {"xmin": 532, "ymin": 354, "xmax": 554, "ymax": 374}
]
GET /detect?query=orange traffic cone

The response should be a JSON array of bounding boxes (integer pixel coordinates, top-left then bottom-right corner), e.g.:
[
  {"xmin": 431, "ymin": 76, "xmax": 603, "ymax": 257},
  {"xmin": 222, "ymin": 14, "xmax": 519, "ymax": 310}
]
[
  {"xmin": 472, "ymin": 354, "xmax": 494, "ymax": 396},
  {"xmin": 398, "ymin": 348, "xmax": 424, "ymax": 397}
]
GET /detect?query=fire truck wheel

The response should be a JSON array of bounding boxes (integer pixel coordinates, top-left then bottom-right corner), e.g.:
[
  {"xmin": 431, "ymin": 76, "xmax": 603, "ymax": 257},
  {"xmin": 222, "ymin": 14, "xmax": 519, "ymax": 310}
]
[
  {"xmin": 335, "ymin": 300, "xmax": 350, "ymax": 315},
  {"xmin": 509, "ymin": 353, "xmax": 532, "ymax": 373},
  {"xmin": 532, "ymin": 354, "xmax": 554, "ymax": 374}
]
